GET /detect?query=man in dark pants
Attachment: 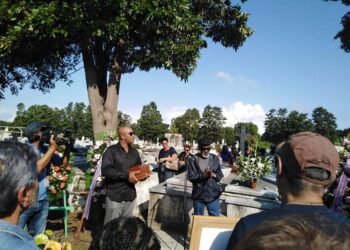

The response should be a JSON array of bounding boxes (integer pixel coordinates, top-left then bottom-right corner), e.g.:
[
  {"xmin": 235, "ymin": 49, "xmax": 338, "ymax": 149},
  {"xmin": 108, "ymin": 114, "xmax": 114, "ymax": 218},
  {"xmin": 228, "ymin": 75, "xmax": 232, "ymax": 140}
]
[
  {"xmin": 102, "ymin": 126, "xmax": 141, "ymax": 225},
  {"xmin": 226, "ymin": 132, "xmax": 350, "ymax": 249},
  {"xmin": 187, "ymin": 137, "xmax": 223, "ymax": 216}
]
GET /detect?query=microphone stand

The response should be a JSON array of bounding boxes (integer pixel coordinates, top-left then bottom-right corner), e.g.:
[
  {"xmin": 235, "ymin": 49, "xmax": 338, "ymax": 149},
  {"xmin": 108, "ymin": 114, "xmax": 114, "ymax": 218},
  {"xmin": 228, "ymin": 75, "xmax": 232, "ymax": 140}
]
[{"xmin": 182, "ymin": 155, "xmax": 190, "ymax": 250}]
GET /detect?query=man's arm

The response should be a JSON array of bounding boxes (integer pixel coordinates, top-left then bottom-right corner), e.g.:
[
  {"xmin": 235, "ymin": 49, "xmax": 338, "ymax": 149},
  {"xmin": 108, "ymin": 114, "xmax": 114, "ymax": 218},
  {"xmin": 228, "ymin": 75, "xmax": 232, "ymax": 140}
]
[
  {"xmin": 37, "ymin": 135, "xmax": 59, "ymax": 173},
  {"xmin": 210, "ymin": 156, "xmax": 224, "ymax": 182}
]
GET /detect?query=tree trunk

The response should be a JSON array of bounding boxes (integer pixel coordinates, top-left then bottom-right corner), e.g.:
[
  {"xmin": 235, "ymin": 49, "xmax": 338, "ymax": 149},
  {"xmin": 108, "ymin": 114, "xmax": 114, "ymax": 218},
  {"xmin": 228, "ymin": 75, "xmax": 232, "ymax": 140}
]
[{"xmin": 82, "ymin": 44, "xmax": 120, "ymax": 140}]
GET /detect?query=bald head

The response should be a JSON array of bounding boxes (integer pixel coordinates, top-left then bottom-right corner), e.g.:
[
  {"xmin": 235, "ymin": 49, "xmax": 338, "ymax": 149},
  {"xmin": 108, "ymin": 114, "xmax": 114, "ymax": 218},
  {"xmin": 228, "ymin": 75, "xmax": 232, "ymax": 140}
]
[{"xmin": 118, "ymin": 126, "xmax": 135, "ymax": 144}]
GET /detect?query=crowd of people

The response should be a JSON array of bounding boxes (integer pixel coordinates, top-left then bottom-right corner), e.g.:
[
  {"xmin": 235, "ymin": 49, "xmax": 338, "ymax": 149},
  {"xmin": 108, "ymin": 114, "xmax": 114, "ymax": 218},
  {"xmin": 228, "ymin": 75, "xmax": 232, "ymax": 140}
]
[{"xmin": 1, "ymin": 122, "xmax": 349, "ymax": 249}]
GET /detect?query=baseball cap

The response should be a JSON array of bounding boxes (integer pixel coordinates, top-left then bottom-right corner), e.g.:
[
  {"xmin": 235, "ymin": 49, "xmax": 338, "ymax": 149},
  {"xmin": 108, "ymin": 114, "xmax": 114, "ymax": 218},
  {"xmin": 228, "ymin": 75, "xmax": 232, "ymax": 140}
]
[
  {"xmin": 24, "ymin": 122, "xmax": 48, "ymax": 139},
  {"xmin": 276, "ymin": 132, "xmax": 339, "ymax": 185}
]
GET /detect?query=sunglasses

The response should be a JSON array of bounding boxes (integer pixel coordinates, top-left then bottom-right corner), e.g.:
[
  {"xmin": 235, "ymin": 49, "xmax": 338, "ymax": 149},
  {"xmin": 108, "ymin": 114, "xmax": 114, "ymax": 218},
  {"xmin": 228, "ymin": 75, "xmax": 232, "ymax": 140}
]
[{"xmin": 201, "ymin": 147, "xmax": 211, "ymax": 151}]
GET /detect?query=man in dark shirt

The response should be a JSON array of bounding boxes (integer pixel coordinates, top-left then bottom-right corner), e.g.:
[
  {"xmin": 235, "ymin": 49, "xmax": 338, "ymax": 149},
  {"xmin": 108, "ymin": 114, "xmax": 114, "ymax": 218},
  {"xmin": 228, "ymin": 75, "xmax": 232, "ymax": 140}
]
[
  {"xmin": 101, "ymin": 126, "xmax": 141, "ymax": 225},
  {"xmin": 178, "ymin": 144, "xmax": 192, "ymax": 174},
  {"xmin": 188, "ymin": 137, "xmax": 224, "ymax": 216},
  {"xmin": 226, "ymin": 132, "xmax": 349, "ymax": 249}
]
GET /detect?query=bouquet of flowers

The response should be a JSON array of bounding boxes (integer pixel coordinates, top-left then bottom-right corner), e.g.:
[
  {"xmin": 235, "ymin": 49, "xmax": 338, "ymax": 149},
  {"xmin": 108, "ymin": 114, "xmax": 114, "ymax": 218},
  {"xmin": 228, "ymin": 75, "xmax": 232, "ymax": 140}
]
[
  {"xmin": 236, "ymin": 155, "xmax": 273, "ymax": 182},
  {"xmin": 47, "ymin": 163, "xmax": 73, "ymax": 201},
  {"xmin": 324, "ymin": 136, "xmax": 350, "ymax": 218}
]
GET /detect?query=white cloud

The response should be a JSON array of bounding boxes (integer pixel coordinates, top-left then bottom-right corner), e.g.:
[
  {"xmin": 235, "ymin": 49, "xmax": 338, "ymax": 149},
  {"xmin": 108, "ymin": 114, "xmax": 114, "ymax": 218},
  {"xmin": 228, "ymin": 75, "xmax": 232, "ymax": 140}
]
[
  {"xmin": 0, "ymin": 108, "xmax": 16, "ymax": 122},
  {"xmin": 222, "ymin": 101, "xmax": 266, "ymax": 134},
  {"xmin": 215, "ymin": 71, "xmax": 234, "ymax": 83},
  {"xmin": 214, "ymin": 71, "xmax": 256, "ymax": 88},
  {"xmin": 160, "ymin": 106, "xmax": 188, "ymax": 124}
]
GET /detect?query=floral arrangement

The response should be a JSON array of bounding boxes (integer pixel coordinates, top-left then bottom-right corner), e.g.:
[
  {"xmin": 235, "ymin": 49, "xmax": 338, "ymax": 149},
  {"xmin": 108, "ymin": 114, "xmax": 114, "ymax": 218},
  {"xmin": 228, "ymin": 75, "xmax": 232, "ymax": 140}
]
[
  {"xmin": 34, "ymin": 230, "xmax": 71, "ymax": 250},
  {"xmin": 47, "ymin": 163, "xmax": 73, "ymax": 200},
  {"xmin": 85, "ymin": 142, "xmax": 108, "ymax": 203},
  {"xmin": 324, "ymin": 136, "xmax": 350, "ymax": 218},
  {"xmin": 236, "ymin": 155, "xmax": 273, "ymax": 182},
  {"xmin": 47, "ymin": 151, "xmax": 74, "ymax": 201}
]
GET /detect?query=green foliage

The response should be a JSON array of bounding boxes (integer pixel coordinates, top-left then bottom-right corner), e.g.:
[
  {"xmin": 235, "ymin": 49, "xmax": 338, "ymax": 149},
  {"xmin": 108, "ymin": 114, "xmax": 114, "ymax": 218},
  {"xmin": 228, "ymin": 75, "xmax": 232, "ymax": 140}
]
[
  {"xmin": 263, "ymin": 107, "xmax": 339, "ymax": 144},
  {"xmin": 0, "ymin": 0, "xmax": 253, "ymax": 137},
  {"xmin": 171, "ymin": 108, "xmax": 200, "ymax": 143},
  {"xmin": 136, "ymin": 102, "xmax": 168, "ymax": 142},
  {"xmin": 10, "ymin": 102, "xmax": 94, "ymax": 139},
  {"xmin": 324, "ymin": 0, "xmax": 350, "ymax": 52},
  {"xmin": 312, "ymin": 107, "xmax": 338, "ymax": 142},
  {"xmin": 220, "ymin": 126, "xmax": 235, "ymax": 147},
  {"xmin": 237, "ymin": 155, "xmax": 273, "ymax": 182},
  {"xmin": 117, "ymin": 111, "xmax": 132, "ymax": 127},
  {"xmin": 199, "ymin": 105, "xmax": 226, "ymax": 142},
  {"xmin": 262, "ymin": 108, "xmax": 313, "ymax": 144}
]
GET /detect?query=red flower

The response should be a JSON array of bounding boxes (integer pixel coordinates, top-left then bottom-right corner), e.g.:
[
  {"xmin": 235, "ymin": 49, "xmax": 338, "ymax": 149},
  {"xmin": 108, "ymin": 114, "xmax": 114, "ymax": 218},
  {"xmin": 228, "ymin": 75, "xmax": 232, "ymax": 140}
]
[
  {"xmin": 63, "ymin": 175, "xmax": 68, "ymax": 181},
  {"xmin": 65, "ymin": 166, "xmax": 72, "ymax": 171},
  {"xmin": 56, "ymin": 173, "xmax": 62, "ymax": 177},
  {"xmin": 54, "ymin": 166, "xmax": 61, "ymax": 172},
  {"xmin": 60, "ymin": 183, "xmax": 65, "ymax": 189}
]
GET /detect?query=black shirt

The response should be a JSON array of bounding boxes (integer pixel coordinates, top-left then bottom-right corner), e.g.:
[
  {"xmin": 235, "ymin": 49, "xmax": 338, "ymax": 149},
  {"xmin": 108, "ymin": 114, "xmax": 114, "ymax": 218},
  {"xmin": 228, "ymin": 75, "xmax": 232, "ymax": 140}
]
[{"xmin": 101, "ymin": 143, "xmax": 141, "ymax": 202}]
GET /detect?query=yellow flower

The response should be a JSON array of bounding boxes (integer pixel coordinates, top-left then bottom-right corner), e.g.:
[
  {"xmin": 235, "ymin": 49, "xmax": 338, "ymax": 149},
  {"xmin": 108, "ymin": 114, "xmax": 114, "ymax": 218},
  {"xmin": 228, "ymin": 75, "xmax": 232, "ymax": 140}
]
[{"xmin": 44, "ymin": 240, "xmax": 61, "ymax": 250}]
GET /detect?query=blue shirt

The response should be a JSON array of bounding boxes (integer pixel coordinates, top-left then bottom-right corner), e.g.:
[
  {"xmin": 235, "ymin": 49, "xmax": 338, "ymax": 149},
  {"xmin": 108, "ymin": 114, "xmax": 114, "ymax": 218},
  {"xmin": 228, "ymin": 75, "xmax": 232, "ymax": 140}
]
[
  {"xmin": 158, "ymin": 147, "xmax": 177, "ymax": 159},
  {"xmin": 30, "ymin": 144, "xmax": 63, "ymax": 201},
  {"xmin": 0, "ymin": 219, "xmax": 39, "ymax": 250}
]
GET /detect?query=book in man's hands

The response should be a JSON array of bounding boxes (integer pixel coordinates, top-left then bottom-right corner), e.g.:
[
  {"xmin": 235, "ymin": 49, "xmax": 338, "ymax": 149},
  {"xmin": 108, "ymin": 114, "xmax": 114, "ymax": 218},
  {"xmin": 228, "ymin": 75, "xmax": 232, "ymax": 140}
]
[{"xmin": 128, "ymin": 164, "xmax": 151, "ymax": 181}]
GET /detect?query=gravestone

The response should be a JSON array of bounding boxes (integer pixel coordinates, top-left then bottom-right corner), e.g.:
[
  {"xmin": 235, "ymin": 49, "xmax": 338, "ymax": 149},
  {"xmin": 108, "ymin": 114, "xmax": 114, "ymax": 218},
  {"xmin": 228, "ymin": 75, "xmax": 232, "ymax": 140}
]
[
  {"xmin": 147, "ymin": 170, "xmax": 280, "ymax": 232},
  {"xmin": 236, "ymin": 126, "xmax": 250, "ymax": 156}
]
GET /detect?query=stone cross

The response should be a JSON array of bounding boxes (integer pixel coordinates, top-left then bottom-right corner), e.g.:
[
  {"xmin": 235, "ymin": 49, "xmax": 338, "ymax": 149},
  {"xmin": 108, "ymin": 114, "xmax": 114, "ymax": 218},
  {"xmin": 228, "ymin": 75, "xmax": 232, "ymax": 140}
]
[{"xmin": 236, "ymin": 126, "xmax": 250, "ymax": 156}]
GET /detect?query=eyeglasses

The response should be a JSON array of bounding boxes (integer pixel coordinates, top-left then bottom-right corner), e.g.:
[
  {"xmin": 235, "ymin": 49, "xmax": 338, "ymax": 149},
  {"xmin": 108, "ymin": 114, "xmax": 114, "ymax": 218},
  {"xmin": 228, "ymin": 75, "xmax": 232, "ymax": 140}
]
[{"xmin": 128, "ymin": 132, "xmax": 134, "ymax": 136}]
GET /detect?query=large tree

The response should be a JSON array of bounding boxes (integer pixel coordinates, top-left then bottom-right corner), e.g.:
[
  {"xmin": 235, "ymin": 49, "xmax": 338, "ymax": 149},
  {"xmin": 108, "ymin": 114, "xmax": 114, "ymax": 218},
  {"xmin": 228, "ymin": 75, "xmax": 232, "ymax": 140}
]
[
  {"xmin": 220, "ymin": 126, "xmax": 235, "ymax": 147},
  {"xmin": 0, "ymin": 1, "xmax": 253, "ymax": 139},
  {"xmin": 199, "ymin": 105, "xmax": 226, "ymax": 142},
  {"xmin": 312, "ymin": 106, "xmax": 337, "ymax": 142},
  {"xmin": 262, "ymin": 108, "xmax": 314, "ymax": 144},
  {"xmin": 171, "ymin": 108, "xmax": 200, "ymax": 143},
  {"xmin": 325, "ymin": 0, "xmax": 350, "ymax": 52},
  {"xmin": 136, "ymin": 102, "xmax": 168, "ymax": 142}
]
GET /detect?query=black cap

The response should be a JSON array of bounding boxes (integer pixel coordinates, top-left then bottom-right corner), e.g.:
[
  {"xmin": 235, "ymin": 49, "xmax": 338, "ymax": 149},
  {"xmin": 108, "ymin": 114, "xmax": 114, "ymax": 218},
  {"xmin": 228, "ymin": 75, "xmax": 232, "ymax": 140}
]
[
  {"xmin": 198, "ymin": 137, "xmax": 212, "ymax": 146},
  {"xmin": 24, "ymin": 122, "xmax": 48, "ymax": 139}
]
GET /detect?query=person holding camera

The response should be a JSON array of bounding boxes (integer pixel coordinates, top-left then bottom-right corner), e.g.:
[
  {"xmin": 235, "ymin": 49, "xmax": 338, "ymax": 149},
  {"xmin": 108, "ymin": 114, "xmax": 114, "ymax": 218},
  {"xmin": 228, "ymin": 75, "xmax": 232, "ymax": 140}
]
[
  {"xmin": 19, "ymin": 122, "xmax": 71, "ymax": 236},
  {"xmin": 187, "ymin": 137, "xmax": 224, "ymax": 216}
]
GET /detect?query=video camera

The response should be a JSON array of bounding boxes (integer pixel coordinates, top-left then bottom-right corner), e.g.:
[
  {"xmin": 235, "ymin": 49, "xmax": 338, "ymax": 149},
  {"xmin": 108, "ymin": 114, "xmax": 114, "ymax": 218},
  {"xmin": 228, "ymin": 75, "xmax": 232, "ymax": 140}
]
[{"xmin": 41, "ymin": 127, "xmax": 74, "ymax": 147}]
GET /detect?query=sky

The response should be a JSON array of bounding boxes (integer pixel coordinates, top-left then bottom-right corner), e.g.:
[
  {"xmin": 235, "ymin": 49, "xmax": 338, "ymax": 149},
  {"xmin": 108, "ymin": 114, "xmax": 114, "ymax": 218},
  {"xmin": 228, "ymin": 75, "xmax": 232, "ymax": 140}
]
[{"xmin": 1, "ymin": 0, "xmax": 349, "ymax": 134}]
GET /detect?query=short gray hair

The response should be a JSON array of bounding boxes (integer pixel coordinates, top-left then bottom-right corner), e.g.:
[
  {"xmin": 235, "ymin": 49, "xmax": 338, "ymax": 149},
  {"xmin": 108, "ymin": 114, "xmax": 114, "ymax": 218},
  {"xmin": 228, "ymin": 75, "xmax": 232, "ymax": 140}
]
[{"xmin": 0, "ymin": 142, "xmax": 38, "ymax": 218}]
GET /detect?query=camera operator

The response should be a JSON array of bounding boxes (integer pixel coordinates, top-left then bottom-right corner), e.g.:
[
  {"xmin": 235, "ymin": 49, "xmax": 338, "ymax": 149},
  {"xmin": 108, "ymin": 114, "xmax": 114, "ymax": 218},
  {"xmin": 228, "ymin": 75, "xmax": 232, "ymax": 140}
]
[{"xmin": 18, "ymin": 122, "xmax": 71, "ymax": 236}]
